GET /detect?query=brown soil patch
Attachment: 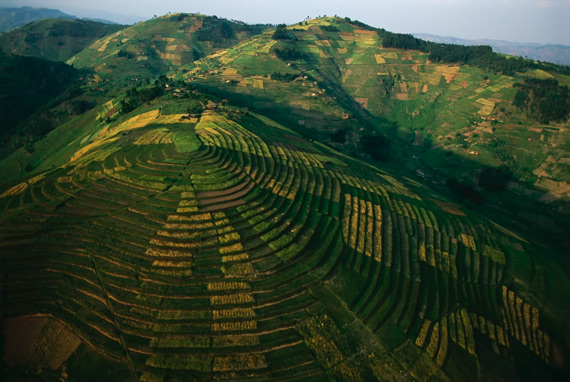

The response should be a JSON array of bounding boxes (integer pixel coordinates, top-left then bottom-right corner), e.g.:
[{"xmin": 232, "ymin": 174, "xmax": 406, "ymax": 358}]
[
  {"xmin": 3, "ymin": 315, "xmax": 82, "ymax": 370},
  {"xmin": 355, "ymin": 98, "xmax": 369, "ymax": 109},
  {"xmin": 430, "ymin": 198, "xmax": 465, "ymax": 216},
  {"xmin": 354, "ymin": 29, "xmax": 376, "ymax": 35},
  {"xmin": 189, "ymin": 19, "xmax": 203, "ymax": 33},
  {"xmin": 460, "ymin": 81, "xmax": 470, "ymax": 88},
  {"xmin": 443, "ymin": 73, "xmax": 457, "ymax": 84},
  {"xmin": 104, "ymin": 107, "xmax": 116, "ymax": 119}
]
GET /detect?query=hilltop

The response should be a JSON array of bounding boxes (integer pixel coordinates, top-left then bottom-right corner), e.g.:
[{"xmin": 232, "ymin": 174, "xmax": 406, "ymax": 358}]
[{"xmin": 0, "ymin": 13, "xmax": 569, "ymax": 382}]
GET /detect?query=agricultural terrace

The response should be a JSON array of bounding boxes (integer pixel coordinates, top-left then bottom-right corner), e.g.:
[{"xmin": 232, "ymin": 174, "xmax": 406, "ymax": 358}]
[
  {"xmin": 1, "ymin": 104, "xmax": 564, "ymax": 381},
  {"xmin": 185, "ymin": 16, "xmax": 570, "ymax": 197}
]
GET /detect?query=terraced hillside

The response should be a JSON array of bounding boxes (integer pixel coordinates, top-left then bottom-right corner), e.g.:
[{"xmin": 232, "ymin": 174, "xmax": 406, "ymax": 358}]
[
  {"xmin": 0, "ymin": 18, "xmax": 125, "ymax": 62},
  {"xmin": 68, "ymin": 13, "xmax": 269, "ymax": 86},
  {"xmin": 1, "ymin": 101, "xmax": 568, "ymax": 381},
  {"xmin": 177, "ymin": 17, "xmax": 570, "ymax": 205}
]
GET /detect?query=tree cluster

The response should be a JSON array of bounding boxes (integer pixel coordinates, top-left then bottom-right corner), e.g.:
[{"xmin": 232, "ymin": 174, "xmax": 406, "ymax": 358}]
[
  {"xmin": 270, "ymin": 72, "xmax": 300, "ymax": 82},
  {"xmin": 320, "ymin": 25, "xmax": 339, "ymax": 32},
  {"xmin": 196, "ymin": 17, "xmax": 269, "ymax": 46},
  {"xmin": 360, "ymin": 134, "xmax": 390, "ymax": 161},
  {"xmin": 47, "ymin": 20, "xmax": 124, "ymax": 38},
  {"xmin": 117, "ymin": 48, "xmax": 135, "ymax": 59},
  {"xmin": 273, "ymin": 47, "xmax": 304, "ymax": 61},
  {"xmin": 513, "ymin": 78, "xmax": 570, "ymax": 123},
  {"xmin": 376, "ymin": 29, "xmax": 570, "ymax": 76},
  {"xmin": 272, "ymin": 24, "xmax": 295, "ymax": 40},
  {"xmin": 120, "ymin": 85, "xmax": 164, "ymax": 114}
]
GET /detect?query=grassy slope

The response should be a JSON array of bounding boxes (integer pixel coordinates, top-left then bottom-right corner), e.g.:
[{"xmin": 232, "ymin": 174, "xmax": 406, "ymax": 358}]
[{"xmin": 0, "ymin": 18, "xmax": 125, "ymax": 62}]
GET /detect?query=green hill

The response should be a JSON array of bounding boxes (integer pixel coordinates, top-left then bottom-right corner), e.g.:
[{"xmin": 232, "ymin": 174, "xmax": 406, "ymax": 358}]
[
  {"xmin": 0, "ymin": 14, "xmax": 569, "ymax": 382},
  {"xmin": 0, "ymin": 18, "xmax": 126, "ymax": 62},
  {"xmin": 68, "ymin": 13, "xmax": 269, "ymax": 88},
  {"xmin": 0, "ymin": 7, "xmax": 74, "ymax": 32}
]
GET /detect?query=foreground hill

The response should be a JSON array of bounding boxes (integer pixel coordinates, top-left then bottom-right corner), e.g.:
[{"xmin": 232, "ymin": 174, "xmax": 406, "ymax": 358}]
[
  {"xmin": 0, "ymin": 7, "xmax": 74, "ymax": 32},
  {"xmin": 0, "ymin": 86, "xmax": 568, "ymax": 380},
  {"xmin": 0, "ymin": 18, "xmax": 125, "ymax": 62}
]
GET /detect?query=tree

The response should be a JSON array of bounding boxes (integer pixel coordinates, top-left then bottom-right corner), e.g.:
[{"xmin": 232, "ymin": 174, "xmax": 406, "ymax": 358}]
[
  {"xmin": 272, "ymin": 24, "xmax": 294, "ymax": 40},
  {"xmin": 360, "ymin": 134, "xmax": 390, "ymax": 161}
]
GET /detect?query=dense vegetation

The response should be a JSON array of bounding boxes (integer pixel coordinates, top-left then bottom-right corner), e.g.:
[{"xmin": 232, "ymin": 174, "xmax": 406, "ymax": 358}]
[
  {"xmin": 196, "ymin": 16, "xmax": 269, "ymax": 46},
  {"xmin": 0, "ymin": 50, "xmax": 81, "ymax": 152},
  {"xmin": 273, "ymin": 46, "xmax": 304, "ymax": 61},
  {"xmin": 270, "ymin": 72, "xmax": 300, "ymax": 82},
  {"xmin": 513, "ymin": 78, "xmax": 570, "ymax": 123},
  {"xmin": 46, "ymin": 19, "xmax": 123, "ymax": 38},
  {"xmin": 360, "ymin": 133, "xmax": 391, "ymax": 161},
  {"xmin": 119, "ymin": 85, "xmax": 164, "ymax": 115},
  {"xmin": 272, "ymin": 24, "xmax": 296, "ymax": 40},
  {"xmin": 377, "ymin": 29, "xmax": 570, "ymax": 76}
]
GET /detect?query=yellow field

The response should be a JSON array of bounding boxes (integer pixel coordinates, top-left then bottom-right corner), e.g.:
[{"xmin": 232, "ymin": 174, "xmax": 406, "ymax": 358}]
[
  {"xmin": 374, "ymin": 54, "xmax": 386, "ymax": 64},
  {"xmin": 211, "ymin": 293, "xmax": 254, "ymax": 305},
  {"xmin": 134, "ymin": 128, "xmax": 173, "ymax": 145}
]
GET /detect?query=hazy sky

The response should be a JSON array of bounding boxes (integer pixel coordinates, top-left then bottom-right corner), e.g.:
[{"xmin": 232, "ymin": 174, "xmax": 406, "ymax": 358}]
[{"xmin": 4, "ymin": 0, "xmax": 570, "ymax": 45}]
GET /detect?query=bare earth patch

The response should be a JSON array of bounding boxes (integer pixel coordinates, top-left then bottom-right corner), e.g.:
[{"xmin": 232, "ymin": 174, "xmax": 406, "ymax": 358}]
[{"xmin": 3, "ymin": 315, "xmax": 82, "ymax": 370}]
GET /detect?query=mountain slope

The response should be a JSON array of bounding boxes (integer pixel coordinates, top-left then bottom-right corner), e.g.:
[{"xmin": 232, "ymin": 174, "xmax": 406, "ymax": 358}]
[
  {"xmin": 170, "ymin": 17, "xmax": 570, "ymax": 210},
  {"xmin": 0, "ymin": 18, "xmax": 125, "ymax": 62},
  {"xmin": 414, "ymin": 33, "xmax": 570, "ymax": 67},
  {"xmin": 0, "ymin": 87, "xmax": 567, "ymax": 380},
  {"xmin": 0, "ymin": 7, "xmax": 74, "ymax": 32}
]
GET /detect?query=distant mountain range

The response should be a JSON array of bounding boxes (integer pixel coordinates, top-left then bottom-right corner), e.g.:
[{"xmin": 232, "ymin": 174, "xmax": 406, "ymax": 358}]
[
  {"xmin": 414, "ymin": 33, "xmax": 570, "ymax": 66},
  {"xmin": 0, "ymin": 7, "xmax": 116, "ymax": 32}
]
